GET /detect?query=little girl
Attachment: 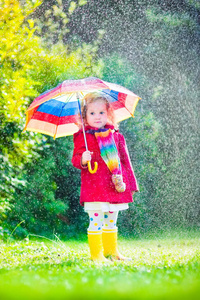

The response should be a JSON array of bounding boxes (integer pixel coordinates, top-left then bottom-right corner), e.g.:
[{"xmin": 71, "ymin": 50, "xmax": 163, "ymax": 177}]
[{"xmin": 71, "ymin": 92, "xmax": 139, "ymax": 262}]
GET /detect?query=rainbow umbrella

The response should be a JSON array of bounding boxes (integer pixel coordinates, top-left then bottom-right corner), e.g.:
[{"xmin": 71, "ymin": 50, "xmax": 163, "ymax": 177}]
[{"xmin": 24, "ymin": 77, "xmax": 141, "ymax": 173}]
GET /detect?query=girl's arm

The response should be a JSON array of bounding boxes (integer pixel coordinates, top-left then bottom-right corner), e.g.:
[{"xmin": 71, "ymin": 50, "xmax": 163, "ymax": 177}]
[
  {"xmin": 71, "ymin": 132, "xmax": 87, "ymax": 170},
  {"xmin": 118, "ymin": 133, "xmax": 139, "ymax": 192}
]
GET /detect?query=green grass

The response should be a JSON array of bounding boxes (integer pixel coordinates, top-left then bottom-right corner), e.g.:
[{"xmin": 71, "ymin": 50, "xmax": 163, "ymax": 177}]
[{"xmin": 0, "ymin": 233, "xmax": 200, "ymax": 299}]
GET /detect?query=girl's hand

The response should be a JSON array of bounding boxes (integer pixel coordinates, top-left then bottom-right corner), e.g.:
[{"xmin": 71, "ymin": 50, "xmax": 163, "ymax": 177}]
[
  {"xmin": 81, "ymin": 151, "xmax": 93, "ymax": 166},
  {"xmin": 131, "ymin": 191, "xmax": 135, "ymax": 196}
]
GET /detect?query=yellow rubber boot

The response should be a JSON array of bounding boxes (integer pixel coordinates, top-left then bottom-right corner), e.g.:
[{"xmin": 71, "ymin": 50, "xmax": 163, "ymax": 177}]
[
  {"xmin": 102, "ymin": 228, "xmax": 132, "ymax": 261},
  {"xmin": 87, "ymin": 230, "xmax": 109, "ymax": 262}
]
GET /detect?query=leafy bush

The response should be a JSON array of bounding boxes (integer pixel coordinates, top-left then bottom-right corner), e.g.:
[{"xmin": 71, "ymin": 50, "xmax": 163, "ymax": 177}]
[{"xmin": 0, "ymin": 0, "xmax": 45, "ymax": 216}]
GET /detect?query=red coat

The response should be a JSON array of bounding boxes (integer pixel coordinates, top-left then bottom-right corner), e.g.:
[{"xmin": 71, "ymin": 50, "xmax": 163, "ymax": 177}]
[{"xmin": 71, "ymin": 124, "xmax": 139, "ymax": 206}]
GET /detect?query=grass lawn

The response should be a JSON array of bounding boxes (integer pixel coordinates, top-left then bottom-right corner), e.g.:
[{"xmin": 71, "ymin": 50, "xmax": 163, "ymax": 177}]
[{"xmin": 0, "ymin": 231, "xmax": 199, "ymax": 299}]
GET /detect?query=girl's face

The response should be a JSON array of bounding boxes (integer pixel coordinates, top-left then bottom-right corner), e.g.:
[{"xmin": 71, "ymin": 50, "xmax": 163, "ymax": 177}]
[{"xmin": 86, "ymin": 100, "xmax": 108, "ymax": 128}]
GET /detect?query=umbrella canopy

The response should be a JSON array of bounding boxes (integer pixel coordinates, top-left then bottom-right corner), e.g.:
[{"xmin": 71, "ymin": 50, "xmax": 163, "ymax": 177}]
[{"xmin": 24, "ymin": 77, "xmax": 141, "ymax": 139}]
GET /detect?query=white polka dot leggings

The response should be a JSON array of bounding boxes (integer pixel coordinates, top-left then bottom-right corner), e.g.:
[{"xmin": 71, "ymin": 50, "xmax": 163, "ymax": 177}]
[{"xmin": 87, "ymin": 210, "xmax": 118, "ymax": 231}]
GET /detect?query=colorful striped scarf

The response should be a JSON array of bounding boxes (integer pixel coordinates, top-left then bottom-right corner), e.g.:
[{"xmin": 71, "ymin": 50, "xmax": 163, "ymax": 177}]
[{"xmin": 94, "ymin": 129, "xmax": 121, "ymax": 175}]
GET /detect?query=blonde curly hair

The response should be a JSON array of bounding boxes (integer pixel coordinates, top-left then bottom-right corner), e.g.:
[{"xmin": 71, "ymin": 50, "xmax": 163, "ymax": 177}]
[{"xmin": 78, "ymin": 92, "xmax": 118, "ymax": 129}]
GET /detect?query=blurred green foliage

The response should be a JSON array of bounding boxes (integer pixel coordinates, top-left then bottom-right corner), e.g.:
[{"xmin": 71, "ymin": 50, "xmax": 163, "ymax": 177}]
[
  {"xmin": 0, "ymin": 0, "xmax": 102, "ymax": 237},
  {"xmin": 0, "ymin": 0, "xmax": 45, "ymax": 217}
]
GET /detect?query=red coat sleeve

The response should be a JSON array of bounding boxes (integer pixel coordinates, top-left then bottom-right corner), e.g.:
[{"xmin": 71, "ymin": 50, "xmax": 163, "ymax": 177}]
[
  {"xmin": 118, "ymin": 133, "xmax": 139, "ymax": 192},
  {"xmin": 71, "ymin": 132, "xmax": 87, "ymax": 170}
]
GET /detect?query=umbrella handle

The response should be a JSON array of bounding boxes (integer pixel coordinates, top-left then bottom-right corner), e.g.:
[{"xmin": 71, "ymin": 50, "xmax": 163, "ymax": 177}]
[{"xmin": 87, "ymin": 161, "xmax": 98, "ymax": 174}]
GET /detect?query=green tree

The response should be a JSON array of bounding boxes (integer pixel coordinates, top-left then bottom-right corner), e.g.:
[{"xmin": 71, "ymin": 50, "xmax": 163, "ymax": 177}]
[
  {"xmin": 0, "ymin": 0, "xmax": 44, "ymax": 219},
  {"xmin": 0, "ymin": 0, "xmax": 103, "ymax": 238}
]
